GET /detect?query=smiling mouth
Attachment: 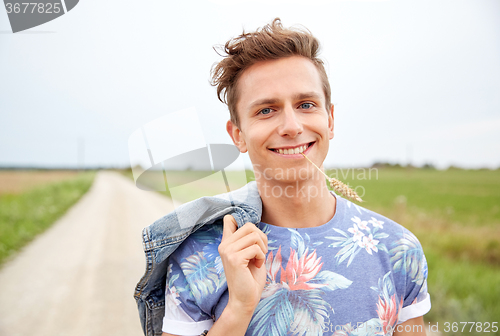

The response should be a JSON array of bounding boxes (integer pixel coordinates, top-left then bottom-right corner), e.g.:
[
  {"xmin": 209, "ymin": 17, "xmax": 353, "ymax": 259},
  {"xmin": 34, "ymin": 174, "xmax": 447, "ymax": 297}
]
[{"xmin": 268, "ymin": 142, "xmax": 315, "ymax": 155}]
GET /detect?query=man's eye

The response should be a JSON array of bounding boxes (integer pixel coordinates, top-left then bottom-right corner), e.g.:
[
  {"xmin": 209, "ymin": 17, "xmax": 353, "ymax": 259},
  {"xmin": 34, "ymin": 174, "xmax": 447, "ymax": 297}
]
[
  {"xmin": 300, "ymin": 103, "xmax": 313, "ymax": 109},
  {"xmin": 259, "ymin": 108, "xmax": 272, "ymax": 115}
]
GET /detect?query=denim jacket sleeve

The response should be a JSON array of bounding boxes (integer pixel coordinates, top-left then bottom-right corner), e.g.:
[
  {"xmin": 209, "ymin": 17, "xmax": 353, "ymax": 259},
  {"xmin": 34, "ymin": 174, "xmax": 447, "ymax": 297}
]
[{"xmin": 133, "ymin": 181, "xmax": 262, "ymax": 336}]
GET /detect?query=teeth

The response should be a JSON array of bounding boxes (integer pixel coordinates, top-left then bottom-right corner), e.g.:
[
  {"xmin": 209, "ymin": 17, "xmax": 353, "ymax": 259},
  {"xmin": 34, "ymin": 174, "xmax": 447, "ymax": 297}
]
[{"xmin": 274, "ymin": 144, "xmax": 310, "ymax": 155}]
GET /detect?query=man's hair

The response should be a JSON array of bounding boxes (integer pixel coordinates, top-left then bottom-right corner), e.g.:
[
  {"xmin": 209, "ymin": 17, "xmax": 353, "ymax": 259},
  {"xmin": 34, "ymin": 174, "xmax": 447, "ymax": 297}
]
[{"xmin": 210, "ymin": 18, "xmax": 331, "ymax": 128}]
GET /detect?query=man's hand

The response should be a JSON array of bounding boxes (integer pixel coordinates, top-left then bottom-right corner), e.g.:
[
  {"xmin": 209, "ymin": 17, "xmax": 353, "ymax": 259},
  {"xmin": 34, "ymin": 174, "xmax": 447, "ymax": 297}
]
[
  {"xmin": 162, "ymin": 216, "xmax": 268, "ymax": 336},
  {"xmin": 218, "ymin": 214, "xmax": 268, "ymax": 315}
]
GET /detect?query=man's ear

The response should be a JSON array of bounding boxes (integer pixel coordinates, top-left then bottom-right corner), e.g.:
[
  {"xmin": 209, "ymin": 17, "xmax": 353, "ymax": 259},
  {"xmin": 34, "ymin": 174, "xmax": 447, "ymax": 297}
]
[
  {"xmin": 226, "ymin": 120, "xmax": 247, "ymax": 153},
  {"xmin": 328, "ymin": 104, "xmax": 334, "ymax": 140}
]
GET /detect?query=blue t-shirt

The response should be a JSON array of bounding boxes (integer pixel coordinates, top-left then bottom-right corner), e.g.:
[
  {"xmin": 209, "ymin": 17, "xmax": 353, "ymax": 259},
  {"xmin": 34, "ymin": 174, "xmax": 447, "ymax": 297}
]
[{"xmin": 162, "ymin": 192, "xmax": 431, "ymax": 336}]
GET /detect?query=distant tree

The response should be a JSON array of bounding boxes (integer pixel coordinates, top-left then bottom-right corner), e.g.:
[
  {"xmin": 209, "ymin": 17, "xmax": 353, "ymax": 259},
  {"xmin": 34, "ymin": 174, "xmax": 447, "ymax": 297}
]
[
  {"xmin": 422, "ymin": 163, "xmax": 436, "ymax": 170},
  {"xmin": 446, "ymin": 165, "xmax": 461, "ymax": 170},
  {"xmin": 371, "ymin": 161, "xmax": 407, "ymax": 169}
]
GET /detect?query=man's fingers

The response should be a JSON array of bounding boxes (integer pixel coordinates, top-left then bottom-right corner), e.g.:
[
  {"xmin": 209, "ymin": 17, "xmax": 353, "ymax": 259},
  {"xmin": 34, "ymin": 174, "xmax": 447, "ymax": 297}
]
[
  {"xmin": 237, "ymin": 245, "xmax": 266, "ymax": 268},
  {"xmin": 228, "ymin": 231, "xmax": 268, "ymax": 255},
  {"xmin": 254, "ymin": 257, "xmax": 265, "ymax": 269},
  {"xmin": 222, "ymin": 214, "xmax": 238, "ymax": 240},
  {"xmin": 227, "ymin": 222, "xmax": 268, "ymax": 242},
  {"xmin": 220, "ymin": 217, "xmax": 269, "ymax": 264}
]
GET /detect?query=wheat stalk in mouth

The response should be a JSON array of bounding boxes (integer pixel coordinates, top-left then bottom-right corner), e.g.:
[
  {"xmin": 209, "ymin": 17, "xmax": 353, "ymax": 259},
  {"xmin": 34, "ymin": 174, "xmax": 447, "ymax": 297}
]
[{"xmin": 301, "ymin": 153, "xmax": 363, "ymax": 202}]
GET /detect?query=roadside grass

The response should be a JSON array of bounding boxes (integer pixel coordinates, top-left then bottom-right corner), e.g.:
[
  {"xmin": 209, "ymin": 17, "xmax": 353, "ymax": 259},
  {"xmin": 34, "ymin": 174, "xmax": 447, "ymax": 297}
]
[
  {"xmin": 424, "ymin": 248, "xmax": 500, "ymax": 328},
  {"xmin": 0, "ymin": 171, "xmax": 96, "ymax": 266}
]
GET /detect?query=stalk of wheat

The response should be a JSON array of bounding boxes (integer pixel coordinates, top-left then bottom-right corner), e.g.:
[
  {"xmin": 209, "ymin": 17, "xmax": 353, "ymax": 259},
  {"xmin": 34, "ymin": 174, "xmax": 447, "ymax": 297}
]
[{"xmin": 301, "ymin": 153, "xmax": 363, "ymax": 202}]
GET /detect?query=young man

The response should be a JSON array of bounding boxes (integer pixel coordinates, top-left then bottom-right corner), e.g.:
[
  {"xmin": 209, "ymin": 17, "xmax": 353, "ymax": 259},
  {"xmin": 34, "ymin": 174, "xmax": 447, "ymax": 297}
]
[{"xmin": 159, "ymin": 18, "xmax": 430, "ymax": 336}]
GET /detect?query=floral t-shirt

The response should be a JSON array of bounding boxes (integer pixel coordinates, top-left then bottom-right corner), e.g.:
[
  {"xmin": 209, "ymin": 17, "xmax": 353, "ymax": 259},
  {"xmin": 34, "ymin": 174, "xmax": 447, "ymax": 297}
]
[{"xmin": 162, "ymin": 192, "xmax": 431, "ymax": 336}]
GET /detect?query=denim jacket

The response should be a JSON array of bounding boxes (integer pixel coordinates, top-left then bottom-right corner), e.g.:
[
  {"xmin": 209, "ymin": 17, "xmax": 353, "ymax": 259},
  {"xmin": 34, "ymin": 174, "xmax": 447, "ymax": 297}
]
[{"xmin": 134, "ymin": 181, "xmax": 262, "ymax": 336}]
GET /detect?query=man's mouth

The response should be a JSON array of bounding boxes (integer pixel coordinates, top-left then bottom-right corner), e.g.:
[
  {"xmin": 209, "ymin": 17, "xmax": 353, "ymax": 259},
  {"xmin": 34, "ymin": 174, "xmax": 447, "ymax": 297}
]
[{"xmin": 268, "ymin": 142, "xmax": 315, "ymax": 155}]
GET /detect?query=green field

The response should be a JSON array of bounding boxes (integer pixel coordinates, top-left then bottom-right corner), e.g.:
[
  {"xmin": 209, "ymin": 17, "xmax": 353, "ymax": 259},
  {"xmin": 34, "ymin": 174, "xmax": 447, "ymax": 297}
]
[
  {"xmin": 330, "ymin": 167, "xmax": 500, "ymax": 334},
  {"xmin": 0, "ymin": 171, "xmax": 96, "ymax": 266},
  {"xmin": 333, "ymin": 168, "xmax": 500, "ymax": 264},
  {"xmin": 124, "ymin": 167, "xmax": 500, "ymax": 334}
]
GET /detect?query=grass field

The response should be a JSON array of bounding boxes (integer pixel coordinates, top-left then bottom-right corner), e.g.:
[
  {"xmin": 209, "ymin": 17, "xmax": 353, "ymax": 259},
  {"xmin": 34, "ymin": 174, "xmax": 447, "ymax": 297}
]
[
  {"xmin": 332, "ymin": 167, "xmax": 500, "ymax": 265},
  {"xmin": 0, "ymin": 170, "xmax": 81, "ymax": 195},
  {"xmin": 0, "ymin": 170, "xmax": 96, "ymax": 266},
  {"xmin": 124, "ymin": 167, "xmax": 500, "ymax": 334},
  {"xmin": 327, "ymin": 167, "xmax": 500, "ymax": 334}
]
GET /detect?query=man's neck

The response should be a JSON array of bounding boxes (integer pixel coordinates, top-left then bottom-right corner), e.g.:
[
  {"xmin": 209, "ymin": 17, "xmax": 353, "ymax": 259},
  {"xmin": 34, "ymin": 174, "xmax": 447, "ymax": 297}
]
[{"xmin": 256, "ymin": 176, "xmax": 336, "ymax": 229}]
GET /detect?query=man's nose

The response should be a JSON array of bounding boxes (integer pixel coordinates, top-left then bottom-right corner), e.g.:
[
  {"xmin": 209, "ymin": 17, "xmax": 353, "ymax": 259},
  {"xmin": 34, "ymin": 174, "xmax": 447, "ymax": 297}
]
[{"xmin": 278, "ymin": 105, "xmax": 303, "ymax": 138}]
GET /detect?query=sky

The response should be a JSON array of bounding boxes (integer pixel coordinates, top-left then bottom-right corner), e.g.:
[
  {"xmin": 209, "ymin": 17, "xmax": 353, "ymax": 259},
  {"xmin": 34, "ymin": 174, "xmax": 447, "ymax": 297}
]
[{"xmin": 0, "ymin": 0, "xmax": 499, "ymax": 170}]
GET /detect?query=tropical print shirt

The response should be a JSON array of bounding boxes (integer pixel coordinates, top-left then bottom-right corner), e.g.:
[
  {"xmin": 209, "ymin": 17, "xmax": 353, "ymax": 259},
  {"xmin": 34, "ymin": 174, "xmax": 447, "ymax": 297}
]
[{"xmin": 162, "ymin": 191, "xmax": 431, "ymax": 336}]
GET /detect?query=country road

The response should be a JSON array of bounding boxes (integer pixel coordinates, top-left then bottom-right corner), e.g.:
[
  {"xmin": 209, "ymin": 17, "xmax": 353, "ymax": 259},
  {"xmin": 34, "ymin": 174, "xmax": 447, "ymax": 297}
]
[{"xmin": 0, "ymin": 171, "xmax": 175, "ymax": 336}]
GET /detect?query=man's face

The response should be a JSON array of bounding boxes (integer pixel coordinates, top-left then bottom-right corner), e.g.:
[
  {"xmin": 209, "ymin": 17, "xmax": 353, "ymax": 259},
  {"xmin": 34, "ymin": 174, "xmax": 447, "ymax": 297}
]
[{"xmin": 227, "ymin": 55, "xmax": 334, "ymax": 183}]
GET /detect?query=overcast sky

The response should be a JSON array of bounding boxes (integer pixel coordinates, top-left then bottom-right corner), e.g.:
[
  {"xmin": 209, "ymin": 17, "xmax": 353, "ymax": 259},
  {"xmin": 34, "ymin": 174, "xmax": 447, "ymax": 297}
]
[{"xmin": 1, "ymin": 0, "xmax": 499, "ymax": 170}]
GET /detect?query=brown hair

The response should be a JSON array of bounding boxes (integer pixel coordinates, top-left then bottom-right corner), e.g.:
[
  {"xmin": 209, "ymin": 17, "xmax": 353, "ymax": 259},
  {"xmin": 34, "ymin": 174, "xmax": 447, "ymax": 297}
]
[{"xmin": 210, "ymin": 18, "xmax": 331, "ymax": 128}]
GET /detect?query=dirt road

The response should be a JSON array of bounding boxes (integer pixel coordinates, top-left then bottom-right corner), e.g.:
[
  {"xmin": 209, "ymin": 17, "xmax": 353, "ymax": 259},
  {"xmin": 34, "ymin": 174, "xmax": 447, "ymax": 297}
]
[{"xmin": 0, "ymin": 171, "xmax": 174, "ymax": 336}]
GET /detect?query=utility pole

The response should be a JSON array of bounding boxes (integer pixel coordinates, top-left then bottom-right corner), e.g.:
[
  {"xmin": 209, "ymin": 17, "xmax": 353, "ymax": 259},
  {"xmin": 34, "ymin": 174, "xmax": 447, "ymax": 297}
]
[
  {"xmin": 406, "ymin": 143, "xmax": 412, "ymax": 168},
  {"xmin": 78, "ymin": 137, "xmax": 85, "ymax": 171}
]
